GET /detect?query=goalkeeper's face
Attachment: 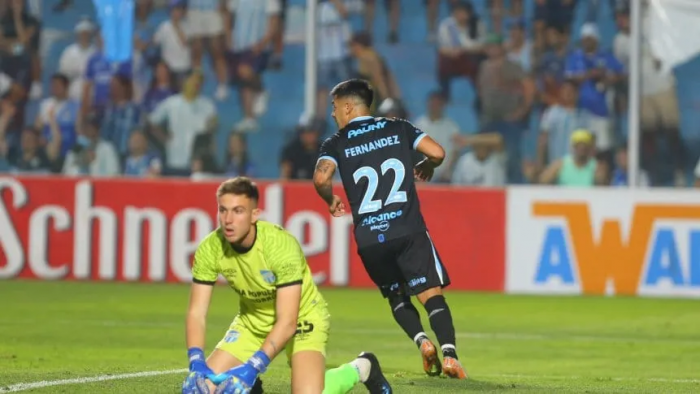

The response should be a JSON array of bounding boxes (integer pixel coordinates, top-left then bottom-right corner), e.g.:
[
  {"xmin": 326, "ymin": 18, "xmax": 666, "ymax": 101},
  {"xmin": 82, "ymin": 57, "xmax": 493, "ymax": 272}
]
[{"xmin": 217, "ymin": 193, "xmax": 260, "ymax": 244}]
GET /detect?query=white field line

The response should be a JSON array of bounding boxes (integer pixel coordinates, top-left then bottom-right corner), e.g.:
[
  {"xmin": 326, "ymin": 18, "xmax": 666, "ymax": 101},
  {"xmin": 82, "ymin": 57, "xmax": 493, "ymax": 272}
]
[
  {"xmin": 1, "ymin": 370, "xmax": 698, "ymax": 393},
  {"xmin": 8, "ymin": 319, "xmax": 697, "ymax": 346},
  {"xmin": 0, "ymin": 369, "xmax": 188, "ymax": 393}
]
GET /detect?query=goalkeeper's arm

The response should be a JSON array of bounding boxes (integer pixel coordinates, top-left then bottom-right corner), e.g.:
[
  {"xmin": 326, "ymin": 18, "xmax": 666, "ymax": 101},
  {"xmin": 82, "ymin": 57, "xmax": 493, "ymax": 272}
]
[
  {"xmin": 260, "ymin": 283, "xmax": 301, "ymax": 359},
  {"xmin": 186, "ymin": 283, "xmax": 214, "ymax": 351}
]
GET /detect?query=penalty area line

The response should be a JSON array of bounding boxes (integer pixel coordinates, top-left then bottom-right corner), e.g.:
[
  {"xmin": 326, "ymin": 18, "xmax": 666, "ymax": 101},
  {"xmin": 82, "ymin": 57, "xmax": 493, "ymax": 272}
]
[{"xmin": 0, "ymin": 369, "xmax": 188, "ymax": 393}]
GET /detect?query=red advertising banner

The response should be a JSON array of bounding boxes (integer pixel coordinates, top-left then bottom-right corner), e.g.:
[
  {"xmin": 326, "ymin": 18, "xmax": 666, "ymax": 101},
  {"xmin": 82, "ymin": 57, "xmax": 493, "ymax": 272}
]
[{"xmin": 0, "ymin": 177, "xmax": 505, "ymax": 291}]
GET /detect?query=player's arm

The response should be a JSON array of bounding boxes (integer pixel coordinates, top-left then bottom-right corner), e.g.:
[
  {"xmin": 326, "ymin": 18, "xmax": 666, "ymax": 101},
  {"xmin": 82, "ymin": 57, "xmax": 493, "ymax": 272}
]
[
  {"xmin": 260, "ymin": 283, "xmax": 302, "ymax": 358},
  {"xmin": 415, "ymin": 134, "xmax": 446, "ymax": 168},
  {"xmin": 314, "ymin": 138, "xmax": 346, "ymax": 215},
  {"xmin": 184, "ymin": 241, "xmax": 220, "ymax": 377},
  {"xmin": 313, "ymin": 157, "xmax": 336, "ymax": 206}
]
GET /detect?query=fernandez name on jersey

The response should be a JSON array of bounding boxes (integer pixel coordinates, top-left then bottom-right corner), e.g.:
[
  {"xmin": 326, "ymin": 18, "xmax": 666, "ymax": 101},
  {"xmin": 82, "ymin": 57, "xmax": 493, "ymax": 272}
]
[{"xmin": 318, "ymin": 116, "xmax": 428, "ymax": 247}]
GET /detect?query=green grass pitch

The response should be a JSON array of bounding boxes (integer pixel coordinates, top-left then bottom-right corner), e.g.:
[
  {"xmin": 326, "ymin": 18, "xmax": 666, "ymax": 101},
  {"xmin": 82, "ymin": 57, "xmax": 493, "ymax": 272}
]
[{"xmin": 0, "ymin": 281, "xmax": 699, "ymax": 393}]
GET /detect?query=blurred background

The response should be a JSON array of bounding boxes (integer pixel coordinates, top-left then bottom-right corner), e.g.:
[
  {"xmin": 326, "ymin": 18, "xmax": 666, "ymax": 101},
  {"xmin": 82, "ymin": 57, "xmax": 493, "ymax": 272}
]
[{"xmin": 0, "ymin": 0, "xmax": 698, "ymax": 187}]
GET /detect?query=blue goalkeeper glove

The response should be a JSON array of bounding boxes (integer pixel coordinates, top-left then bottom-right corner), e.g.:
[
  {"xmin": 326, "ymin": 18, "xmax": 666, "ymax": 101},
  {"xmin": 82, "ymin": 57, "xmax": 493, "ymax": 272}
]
[
  {"xmin": 210, "ymin": 350, "xmax": 270, "ymax": 391},
  {"xmin": 182, "ymin": 371, "xmax": 211, "ymax": 394},
  {"xmin": 188, "ymin": 347, "xmax": 215, "ymax": 376}
]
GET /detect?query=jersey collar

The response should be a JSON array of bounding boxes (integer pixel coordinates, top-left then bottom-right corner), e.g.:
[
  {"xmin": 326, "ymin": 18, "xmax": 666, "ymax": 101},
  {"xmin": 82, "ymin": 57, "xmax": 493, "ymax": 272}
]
[
  {"xmin": 230, "ymin": 223, "xmax": 258, "ymax": 254},
  {"xmin": 349, "ymin": 116, "xmax": 374, "ymax": 124}
]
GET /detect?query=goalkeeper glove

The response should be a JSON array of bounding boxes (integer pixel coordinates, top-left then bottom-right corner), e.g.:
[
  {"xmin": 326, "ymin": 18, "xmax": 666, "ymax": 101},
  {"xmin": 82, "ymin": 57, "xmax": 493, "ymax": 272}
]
[
  {"xmin": 211, "ymin": 350, "xmax": 270, "ymax": 390},
  {"xmin": 188, "ymin": 347, "xmax": 215, "ymax": 377}
]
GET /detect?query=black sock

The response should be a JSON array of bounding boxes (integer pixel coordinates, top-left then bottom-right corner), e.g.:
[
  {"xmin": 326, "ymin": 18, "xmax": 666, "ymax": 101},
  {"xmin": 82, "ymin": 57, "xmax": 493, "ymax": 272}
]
[
  {"xmin": 389, "ymin": 295, "xmax": 427, "ymax": 348},
  {"xmin": 424, "ymin": 295, "xmax": 458, "ymax": 359}
]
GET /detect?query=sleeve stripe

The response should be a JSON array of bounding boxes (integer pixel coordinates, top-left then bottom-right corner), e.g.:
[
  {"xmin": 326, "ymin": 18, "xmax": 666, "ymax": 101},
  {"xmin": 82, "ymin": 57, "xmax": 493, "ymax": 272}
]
[
  {"xmin": 276, "ymin": 280, "xmax": 303, "ymax": 288},
  {"xmin": 193, "ymin": 278, "xmax": 216, "ymax": 285},
  {"xmin": 317, "ymin": 155, "xmax": 338, "ymax": 166},
  {"xmin": 413, "ymin": 133, "xmax": 428, "ymax": 150}
]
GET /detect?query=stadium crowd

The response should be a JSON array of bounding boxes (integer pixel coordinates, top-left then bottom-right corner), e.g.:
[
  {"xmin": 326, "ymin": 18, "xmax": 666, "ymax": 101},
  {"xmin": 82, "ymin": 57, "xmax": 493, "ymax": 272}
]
[{"xmin": 0, "ymin": 0, "xmax": 697, "ymax": 188}]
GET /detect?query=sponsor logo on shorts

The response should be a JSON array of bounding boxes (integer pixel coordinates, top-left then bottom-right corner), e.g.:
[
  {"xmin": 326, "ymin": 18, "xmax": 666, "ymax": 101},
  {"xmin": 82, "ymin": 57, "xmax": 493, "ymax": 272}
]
[
  {"xmin": 408, "ymin": 277, "xmax": 427, "ymax": 288},
  {"xmin": 260, "ymin": 270, "xmax": 276, "ymax": 284},
  {"xmin": 224, "ymin": 330, "xmax": 240, "ymax": 343}
]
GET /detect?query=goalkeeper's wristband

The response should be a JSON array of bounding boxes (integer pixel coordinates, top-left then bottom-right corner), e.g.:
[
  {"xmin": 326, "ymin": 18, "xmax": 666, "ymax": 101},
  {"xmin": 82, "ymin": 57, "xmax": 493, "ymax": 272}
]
[
  {"xmin": 187, "ymin": 347, "xmax": 206, "ymax": 363},
  {"xmin": 247, "ymin": 350, "xmax": 271, "ymax": 374}
]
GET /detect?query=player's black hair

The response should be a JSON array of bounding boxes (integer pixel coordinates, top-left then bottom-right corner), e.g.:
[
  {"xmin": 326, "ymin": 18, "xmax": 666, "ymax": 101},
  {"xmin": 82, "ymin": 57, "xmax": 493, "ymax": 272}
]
[
  {"xmin": 217, "ymin": 177, "xmax": 259, "ymax": 202},
  {"xmin": 51, "ymin": 73, "xmax": 69, "ymax": 87},
  {"xmin": 330, "ymin": 79, "xmax": 374, "ymax": 108}
]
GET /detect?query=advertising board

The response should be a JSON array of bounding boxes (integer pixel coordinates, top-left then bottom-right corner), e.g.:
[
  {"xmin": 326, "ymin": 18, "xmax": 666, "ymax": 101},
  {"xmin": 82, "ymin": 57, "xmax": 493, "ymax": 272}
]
[
  {"xmin": 0, "ymin": 177, "xmax": 506, "ymax": 292},
  {"xmin": 507, "ymin": 187, "xmax": 700, "ymax": 297}
]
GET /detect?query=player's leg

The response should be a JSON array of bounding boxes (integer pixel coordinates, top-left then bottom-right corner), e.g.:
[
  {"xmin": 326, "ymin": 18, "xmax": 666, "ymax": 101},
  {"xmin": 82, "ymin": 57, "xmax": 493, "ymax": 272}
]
[
  {"xmin": 290, "ymin": 350, "xmax": 325, "ymax": 393},
  {"xmin": 358, "ymin": 243, "xmax": 431, "ymax": 367},
  {"xmin": 398, "ymin": 232, "xmax": 467, "ymax": 379},
  {"xmin": 209, "ymin": 324, "xmax": 266, "ymax": 393},
  {"xmin": 286, "ymin": 303, "xmax": 331, "ymax": 393},
  {"xmin": 324, "ymin": 352, "xmax": 393, "ymax": 394}
]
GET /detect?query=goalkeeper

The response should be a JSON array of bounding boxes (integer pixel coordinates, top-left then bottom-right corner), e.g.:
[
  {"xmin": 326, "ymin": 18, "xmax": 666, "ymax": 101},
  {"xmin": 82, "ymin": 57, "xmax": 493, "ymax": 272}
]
[{"xmin": 182, "ymin": 177, "xmax": 392, "ymax": 394}]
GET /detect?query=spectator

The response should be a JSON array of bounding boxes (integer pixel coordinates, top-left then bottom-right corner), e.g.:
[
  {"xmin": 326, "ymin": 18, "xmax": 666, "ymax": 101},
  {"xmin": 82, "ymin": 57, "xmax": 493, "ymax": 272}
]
[
  {"xmin": 538, "ymin": 129, "xmax": 606, "ymax": 186},
  {"xmin": 0, "ymin": 73, "xmax": 26, "ymax": 154},
  {"xmin": 316, "ymin": 0, "xmax": 351, "ymax": 118},
  {"xmin": 364, "ymin": 0, "xmax": 400, "ymax": 44},
  {"xmin": 280, "ymin": 119, "xmax": 322, "ymax": 180},
  {"xmin": 35, "ymin": 74, "xmax": 79, "ymax": 160},
  {"xmin": 0, "ymin": 0, "xmax": 41, "ymax": 99},
  {"xmin": 564, "ymin": 23, "xmax": 624, "ymax": 163},
  {"xmin": 188, "ymin": 0, "xmax": 230, "ymax": 101},
  {"xmin": 124, "ymin": 130, "xmax": 162, "ymax": 177},
  {"xmin": 615, "ymin": 14, "xmax": 684, "ymax": 186},
  {"xmin": 610, "ymin": 144, "xmax": 649, "ymax": 187},
  {"xmin": 414, "ymin": 91, "xmax": 460, "ymax": 182},
  {"xmin": 101, "ymin": 75, "xmax": 141, "ymax": 157},
  {"xmin": 451, "ymin": 132, "xmax": 506, "ymax": 187},
  {"xmin": 537, "ymin": 25, "xmax": 570, "ymax": 108},
  {"xmin": 148, "ymin": 70, "xmax": 217, "ymax": 175},
  {"xmin": 502, "ymin": 0, "xmax": 526, "ymax": 36},
  {"xmin": 505, "ymin": 18, "xmax": 532, "ymax": 73},
  {"xmin": 0, "ymin": 99, "xmax": 12, "ymax": 170},
  {"xmin": 153, "ymin": 0, "xmax": 192, "ymax": 87},
  {"xmin": 132, "ymin": 0, "xmax": 159, "ymax": 102},
  {"xmin": 224, "ymin": 132, "xmax": 255, "ymax": 177},
  {"xmin": 225, "ymin": 0, "xmax": 281, "ymax": 132},
  {"xmin": 7, "ymin": 127, "xmax": 55, "ymax": 174},
  {"xmin": 437, "ymin": 2, "xmax": 485, "ymax": 98},
  {"xmin": 190, "ymin": 152, "xmax": 221, "ymax": 180},
  {"xmin": 477, "ymin": 33, "xmax": 535, "ymax": 183},
  {"xmin": 58, "ymin": 19, "xmax": 97, "ymax": 102},
  {"xmin": 538, "ymin": 80, "xmax": 591, "ymax": 165},
  {"xmin": 349, "ymin": 32, "xmax": 401, "ymax": 114},
  {"xmin": 426, "ymin": 0, "xmax": 460, "ymax": 42},
  {"xmin": 82, "ymin": 33, "xmax": 132, "ymax": 117},
  {"xmin": 62, "ymin": 115, "xmax": 120, "ymax": 177},
  {"xmin": 141, "ymin": 61, "xmax": 176, "ymax": 115}
]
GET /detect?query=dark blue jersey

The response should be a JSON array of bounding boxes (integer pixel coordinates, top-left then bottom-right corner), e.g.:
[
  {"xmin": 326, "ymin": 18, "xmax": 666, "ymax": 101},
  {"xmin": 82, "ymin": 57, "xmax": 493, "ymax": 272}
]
[{"xmin": 318, "ymin": 116, "xmax": 428, "ymax": 247}]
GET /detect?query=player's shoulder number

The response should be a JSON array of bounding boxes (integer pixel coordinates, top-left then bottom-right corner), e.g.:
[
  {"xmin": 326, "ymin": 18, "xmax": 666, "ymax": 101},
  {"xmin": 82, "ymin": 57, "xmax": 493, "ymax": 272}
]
[{"xmin": 353, "ymin": 158, "xmax": 408, "ymax": 214}]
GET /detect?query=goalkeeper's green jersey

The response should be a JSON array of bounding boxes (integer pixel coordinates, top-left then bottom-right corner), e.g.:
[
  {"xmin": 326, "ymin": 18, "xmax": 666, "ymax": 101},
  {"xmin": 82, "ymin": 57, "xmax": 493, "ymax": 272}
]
[{"xmin": 192, "ymin": 221, "xmax": 326, "ymax": 336}]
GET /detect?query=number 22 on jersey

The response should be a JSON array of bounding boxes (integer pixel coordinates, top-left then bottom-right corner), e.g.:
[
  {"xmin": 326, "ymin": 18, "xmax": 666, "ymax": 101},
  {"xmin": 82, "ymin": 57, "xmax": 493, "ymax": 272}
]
[{"xmin": 353, "ymin": 158, "xmax": 408, "ymax": 214}]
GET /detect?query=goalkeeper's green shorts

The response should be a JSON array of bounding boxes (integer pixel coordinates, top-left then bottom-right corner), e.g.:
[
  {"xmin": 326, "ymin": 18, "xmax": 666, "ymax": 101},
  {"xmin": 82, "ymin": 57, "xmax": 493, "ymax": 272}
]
[{"xmin": 215, "ymin": 305, "xmax": 331, "ymax": 362}]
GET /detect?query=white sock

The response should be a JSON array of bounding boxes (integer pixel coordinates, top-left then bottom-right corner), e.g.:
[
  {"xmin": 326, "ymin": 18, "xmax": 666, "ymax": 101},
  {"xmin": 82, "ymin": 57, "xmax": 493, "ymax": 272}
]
[{"xmin": 350, "ymin": 358, "xmax": 371, "ymax": 382}]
